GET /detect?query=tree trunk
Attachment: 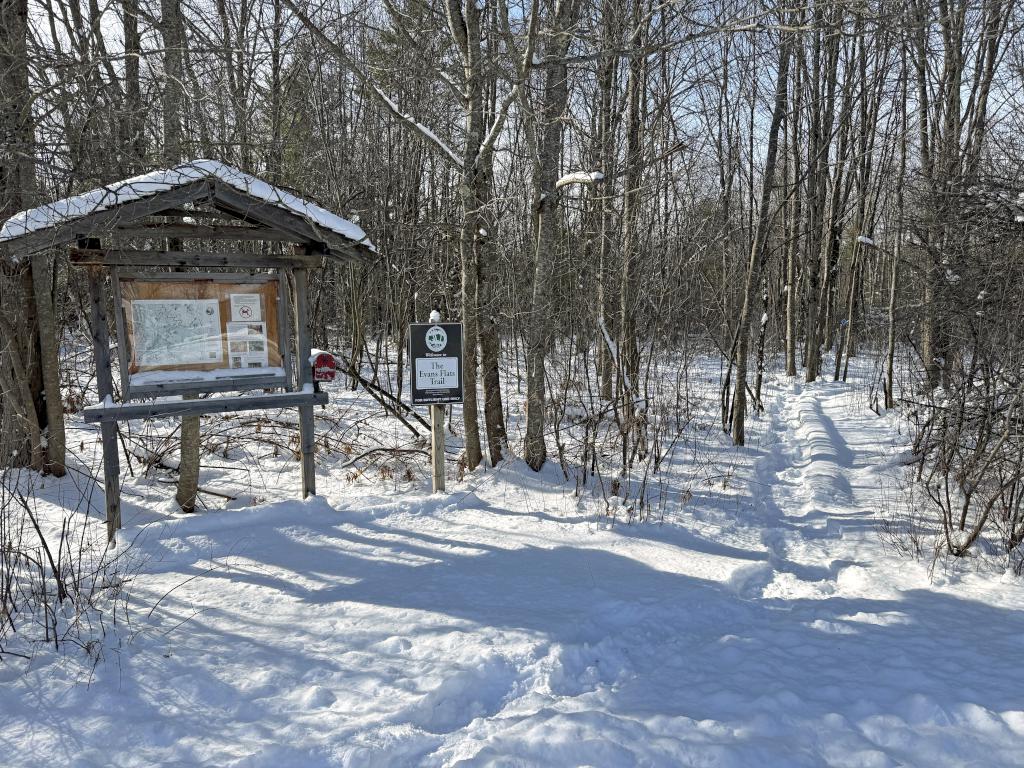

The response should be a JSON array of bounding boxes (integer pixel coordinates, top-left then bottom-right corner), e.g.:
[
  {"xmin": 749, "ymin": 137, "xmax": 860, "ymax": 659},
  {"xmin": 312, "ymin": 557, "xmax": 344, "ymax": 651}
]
[
  {"xmin": 784, "ymin": 52, "xmax": 801, "ymax": 378},
  {"xmin": 523, "ymin": 0, "xmax": 580, "ymax": 471},
  {"xmin": 618, "ymin": 0, "xmax": 645, "ymax": 455},
  {"xmin": 754, "ymin": 280, "xmax": 769, "ymax": 409},
  {"xmin": 161, "ymin": 0, "xmax": 199, "ymax": 511},
  {"xmin": 595, "ymin": 0, "xmax": 619, "ymax": 401},
  {"xmin": 730, "ymin": 32, "xmax": 791, "ymax": 446},
  {"xmin": 802, "ymin": 6, "xmax": 842, "ymax": 382},
  {"xmin": 477, "ymin": 174, "xmax": 507, "ymax": 466},
  {"xmin": 31, "ymin": 253, "xmax": 66, "ymax": 475},
  {"xmin": 0, "ymin": 0, "xmax": 48, "ymax": 470},
  {"xmin": 447, "ymin": 0, "xmax": 486, "ymax": 471},
  {"xmin": 886, "ymin": 46, "xmax": 909, "ymax": 410},
  {"xmin": 122, "ymin": 0, "xmax": 145, "ymax": 172}
]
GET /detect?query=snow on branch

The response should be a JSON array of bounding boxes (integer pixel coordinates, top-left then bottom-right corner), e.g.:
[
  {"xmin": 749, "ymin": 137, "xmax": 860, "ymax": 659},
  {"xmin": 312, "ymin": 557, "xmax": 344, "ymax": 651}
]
[
  {"xmin": 555, "ymin": 171, "xmax": 604, "ymax": 190},
  {"xmin": 370, "ymin": 86, "xmax": 465, "ymax": 170},
  {"xmin": 598, "ymin": 317, "xmax": 633, "ymax": 395}
]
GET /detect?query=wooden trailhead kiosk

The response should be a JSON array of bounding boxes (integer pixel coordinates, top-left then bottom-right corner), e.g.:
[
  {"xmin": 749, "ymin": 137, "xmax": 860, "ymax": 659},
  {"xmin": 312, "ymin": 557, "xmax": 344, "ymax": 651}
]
[{"xmin": 0, "ymin": 160, "xmax": 375, "ymax": 544}]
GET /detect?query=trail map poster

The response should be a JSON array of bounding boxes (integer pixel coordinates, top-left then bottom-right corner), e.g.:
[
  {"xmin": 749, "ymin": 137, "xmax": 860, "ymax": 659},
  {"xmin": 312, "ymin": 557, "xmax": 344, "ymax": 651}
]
[
  {"xmin": 131, "ymin": 299, "xmax": 223, "ymax": 367},
  {"xmin": 119, "ymin": 277, "xmax": 284, "ymax": 379}
]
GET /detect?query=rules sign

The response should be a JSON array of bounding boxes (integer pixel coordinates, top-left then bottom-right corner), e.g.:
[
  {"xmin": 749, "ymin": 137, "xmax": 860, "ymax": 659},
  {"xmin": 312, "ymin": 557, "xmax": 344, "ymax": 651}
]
[{"xmin": 409, "ymin": 322, "xmax": 464, "ymax": 405}]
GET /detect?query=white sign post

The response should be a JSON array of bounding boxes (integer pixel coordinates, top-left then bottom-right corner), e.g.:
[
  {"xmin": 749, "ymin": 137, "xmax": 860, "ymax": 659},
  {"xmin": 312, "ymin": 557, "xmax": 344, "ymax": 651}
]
[
  {"xmin": 431, "ymin": 403, "xmax": 445, "ymax": 493},
  {"xmin": 409, "ymin": 311, "xmax": 464, "ymax": 493}
]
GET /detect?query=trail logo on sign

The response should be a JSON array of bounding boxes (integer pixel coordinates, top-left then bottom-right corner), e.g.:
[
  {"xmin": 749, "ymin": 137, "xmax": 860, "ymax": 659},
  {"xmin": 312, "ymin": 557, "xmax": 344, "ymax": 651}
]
[
  {"xmin": 409, "ymin": 322, "xmax": 464, "ymax": 405},
  {"xmin": 425, "ymin": 325, "xmax": 448, "ymax": 352}
]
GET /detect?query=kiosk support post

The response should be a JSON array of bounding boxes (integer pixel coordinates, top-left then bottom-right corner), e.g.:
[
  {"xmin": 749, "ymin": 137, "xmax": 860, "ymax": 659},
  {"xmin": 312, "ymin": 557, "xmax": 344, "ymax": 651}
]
[
  {"xmin": 86, "ymin": 265, "xmax": 122, "ymax": 544},
  {"xmin": 431, "ymin": 404, "xmax": 445, "ymax": 493},
  {"xmin": 293, "ymin": 267, "xmax": 316, "ymax": 498}
]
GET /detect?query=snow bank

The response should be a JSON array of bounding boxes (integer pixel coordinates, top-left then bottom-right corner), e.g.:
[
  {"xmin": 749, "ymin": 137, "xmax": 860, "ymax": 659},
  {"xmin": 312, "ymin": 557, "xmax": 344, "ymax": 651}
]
[{"xmin": 4, "ymin": 374, "xmax": 1024, "ymax": 767}]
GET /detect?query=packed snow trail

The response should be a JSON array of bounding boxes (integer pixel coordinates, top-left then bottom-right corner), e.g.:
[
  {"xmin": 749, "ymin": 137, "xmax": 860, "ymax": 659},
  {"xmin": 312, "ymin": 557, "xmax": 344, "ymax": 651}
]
[{"xmin": 4, "ymin": 379, "xmax": 1024, "ymax": 767}]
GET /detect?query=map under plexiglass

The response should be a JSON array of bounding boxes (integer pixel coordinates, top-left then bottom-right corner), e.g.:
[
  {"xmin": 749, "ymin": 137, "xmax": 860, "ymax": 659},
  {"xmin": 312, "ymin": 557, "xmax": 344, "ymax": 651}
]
[{"xmin": 131, "ymin": 299, "xmax": 224, "ymax": 367}]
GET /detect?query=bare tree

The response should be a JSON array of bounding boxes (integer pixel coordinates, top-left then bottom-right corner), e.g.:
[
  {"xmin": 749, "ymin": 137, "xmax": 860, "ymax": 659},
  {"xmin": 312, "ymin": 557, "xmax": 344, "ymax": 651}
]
[
  {"xmin": 728, "ymin": 24, "xmax": 791, "ymax": 446},
  {"xmin": 1, "ymin": 0, "xmax": 53, "ymax": 472},
  {"xmin": 522, "ymin": 0, "xmax": 584, "ymax": 470}
]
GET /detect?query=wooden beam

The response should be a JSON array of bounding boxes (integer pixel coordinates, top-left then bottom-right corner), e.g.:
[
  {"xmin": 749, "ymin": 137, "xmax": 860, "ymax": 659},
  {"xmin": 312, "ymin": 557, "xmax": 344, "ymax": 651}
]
[
  {"xmin": 147, "ymin": 207, "xmax": 245, "ymax": 222},
  {"xmin": 293, "ymin": 268, "xmax": 317, "ymax": 497},
  {"xmin": 431, "ymin": 404, "xmax": 446, "ymax": 493},
  {"xmin": 111, "ymin": 268, "xmax": 131, "ymax": 397},
  {"xmin": 114, "ymin": 270, "xmax": 278, "ymax": 282},
  {"xmin": 211, "ymin": 182, "xmax": 373, "ymax": 265},
  {"xmin": 128, "ymin": 374, "xmax": 288, "ymax": 399},
  {"xmin": 83, "ymin": 390, "xmax": 328, "ymax": 423},
  {"xmin": 110, "ymin": 223, "xmax": 302, "ymax": 241},
  {"xmin": 68, "ymin": 248, "xmax": 323, "ymax": 269},
  {"xmin": 1, "ymin": 181, "xmax": 213, "ymax": 258},
  {"xmin": 277, "ymin": 268, "xmax": 295, "ymax": 388},
  {"xmin": 329, "ymin": 242, "xmax": 377, "ymax": 266},
  {"xmin": 212, "ymin": 183, "xmax": 328, "ymax": 244}
]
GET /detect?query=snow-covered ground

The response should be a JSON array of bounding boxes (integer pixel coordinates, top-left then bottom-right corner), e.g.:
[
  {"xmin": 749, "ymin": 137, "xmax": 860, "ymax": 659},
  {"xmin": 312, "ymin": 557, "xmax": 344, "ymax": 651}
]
[{"xmin": 3, "ymin": 374, "xmax": 1024, "ymax": 767}]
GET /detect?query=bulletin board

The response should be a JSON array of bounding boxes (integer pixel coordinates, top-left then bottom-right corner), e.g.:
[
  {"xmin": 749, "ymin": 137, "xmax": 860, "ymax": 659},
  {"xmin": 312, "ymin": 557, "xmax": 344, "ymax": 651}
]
[{"xmin": 114, "ymin": 274, "xmax": 289, "ymax": 397}]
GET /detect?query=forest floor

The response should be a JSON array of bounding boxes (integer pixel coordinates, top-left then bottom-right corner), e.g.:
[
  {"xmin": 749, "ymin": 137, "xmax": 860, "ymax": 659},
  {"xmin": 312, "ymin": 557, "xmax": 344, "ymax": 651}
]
[{"xmin": 3, "ymin": 371, "xmax": 1024, "ymax": 767}]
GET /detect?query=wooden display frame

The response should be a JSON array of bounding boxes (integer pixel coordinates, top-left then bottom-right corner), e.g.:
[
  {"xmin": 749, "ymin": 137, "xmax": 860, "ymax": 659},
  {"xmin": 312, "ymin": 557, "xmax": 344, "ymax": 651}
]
[
  {"xmin": 112, "ymin": 271, "xmax": 293, "ymax": 399},
  {"xmin": 82, "ymin": 261, "xmax": 321, "ymax": 529}
]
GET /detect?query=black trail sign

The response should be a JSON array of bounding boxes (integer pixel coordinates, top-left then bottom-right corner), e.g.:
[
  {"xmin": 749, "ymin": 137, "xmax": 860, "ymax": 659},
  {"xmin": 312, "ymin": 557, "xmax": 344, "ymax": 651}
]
[{"xmin": 409, "ymin": 322, "xmax": 464, "ymax": 405}]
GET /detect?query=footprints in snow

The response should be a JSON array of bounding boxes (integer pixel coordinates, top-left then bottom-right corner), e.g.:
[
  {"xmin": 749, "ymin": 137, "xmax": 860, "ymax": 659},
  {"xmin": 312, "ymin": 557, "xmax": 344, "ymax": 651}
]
[
  {"xmin": 745, "ymin": 385, "xmax": 864, "ymax": 600},
  {"xmin": 401, "ymin": 654, "xmax": 518, "ymax": 734},
  {"xmin": 396, "ymin": 638, "xmax": 633, "ymax": 736}
]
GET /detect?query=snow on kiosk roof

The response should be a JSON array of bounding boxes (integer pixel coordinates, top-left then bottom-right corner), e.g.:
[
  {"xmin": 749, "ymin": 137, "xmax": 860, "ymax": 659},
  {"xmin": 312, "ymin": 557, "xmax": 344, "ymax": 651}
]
[{"xmin": 0, "ymin": 159, "xmax": 376, "ymax": 262}]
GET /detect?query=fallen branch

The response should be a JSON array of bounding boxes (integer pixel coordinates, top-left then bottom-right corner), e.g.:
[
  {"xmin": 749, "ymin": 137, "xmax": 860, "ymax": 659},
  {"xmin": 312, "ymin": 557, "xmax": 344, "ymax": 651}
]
[
  {"xmin": 154, "ymin": 478, "xmax": 238, "ymax": 501},
  {"xmin": 333, "ymin": 353, "xmax": 430, "ymax": 434},
  {"xmin": 339, "ymin": 447, "xmax": 428, "ymax": 469},
  {"xmin": 129, "ymin": 446, "xmax": 239, "ymax": 501}
]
